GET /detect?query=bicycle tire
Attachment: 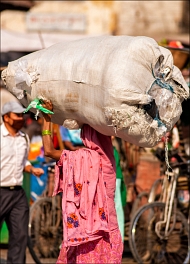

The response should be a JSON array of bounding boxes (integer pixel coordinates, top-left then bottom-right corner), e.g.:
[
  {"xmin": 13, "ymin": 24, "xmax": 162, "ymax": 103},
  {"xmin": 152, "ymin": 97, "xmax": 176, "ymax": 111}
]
[
  {"xmin": 130, "ymin": 191, "xmax": 149, "ymax": 219},
  {"xmin": 28, "ymin": 197, "xmax": 62, "ymax": 262},
  {"xmin": 129, "ymin": 202, "xmax": 189, "ymax": 264},
  {"xmin": 27, "ymin": 235, "xmax": 41, "ymax": 264},
  {"xmin": 124, "ymin": 191, "xmax": 149, "ymax": 241},
  {"xmin": 148, "ymin": 178, "xmax": 162, "ymax": 203}
]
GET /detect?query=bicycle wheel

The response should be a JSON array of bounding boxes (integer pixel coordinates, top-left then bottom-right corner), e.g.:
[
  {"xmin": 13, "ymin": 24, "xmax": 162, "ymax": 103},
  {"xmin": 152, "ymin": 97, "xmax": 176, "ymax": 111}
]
[
  {"xmin": 29, "ymin": 196, "xmax": 63, "ymax": 262},
  {"xmin": 148, "ymin": 178, "xmax": 162, "ymax": 203},
  {"xmin": 131, "ymin": 191, "xmax": 149, "ymax": 219},
  {"xmin": 129, "ymin": 202, "xmax": 189, "ymax": 264},
  {"xmin": 27, "ymin": 235, "xmax": 41, "ymax": 264}
]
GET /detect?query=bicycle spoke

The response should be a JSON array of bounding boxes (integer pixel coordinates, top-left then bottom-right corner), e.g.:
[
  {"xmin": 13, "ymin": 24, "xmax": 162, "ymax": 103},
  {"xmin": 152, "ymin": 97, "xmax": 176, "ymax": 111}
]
[
  {"xmin": 28, "ymin": 197, "xmax": 63, "ymax": 262},
  {"xmin": 129, "ymin": 202, "xmax": 189, "ymax": 264}
]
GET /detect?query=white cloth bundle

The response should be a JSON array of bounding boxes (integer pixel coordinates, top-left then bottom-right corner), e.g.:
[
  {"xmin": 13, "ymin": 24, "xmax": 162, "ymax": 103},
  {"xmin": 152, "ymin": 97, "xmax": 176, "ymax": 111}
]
[{"xmin": 1, "ymin": 35, "xmax": 189, "ymax": 147}]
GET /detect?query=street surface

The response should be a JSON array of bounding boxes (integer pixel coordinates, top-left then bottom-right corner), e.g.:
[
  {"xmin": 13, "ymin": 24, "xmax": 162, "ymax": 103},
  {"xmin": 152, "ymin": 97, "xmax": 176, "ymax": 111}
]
[{"xmin": 0, "ymin": 241, "xmax": 137, "ymax": 264}]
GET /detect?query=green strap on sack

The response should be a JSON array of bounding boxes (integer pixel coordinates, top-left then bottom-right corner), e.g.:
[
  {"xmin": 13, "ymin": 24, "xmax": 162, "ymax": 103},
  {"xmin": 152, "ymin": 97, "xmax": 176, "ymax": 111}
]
[{"xmin": 23, "ymin": 98, "xmax": 54, "ymax": 116}]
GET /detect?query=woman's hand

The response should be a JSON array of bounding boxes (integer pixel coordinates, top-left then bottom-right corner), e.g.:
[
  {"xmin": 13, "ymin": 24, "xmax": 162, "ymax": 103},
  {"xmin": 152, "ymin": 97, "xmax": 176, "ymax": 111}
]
[
  {"xmin": 41, "ymin": 100, "xmax": 53, "ymax": 121},
  {"xmin": 42, "ymin": 100, "xmax": 53, "ymax": 112}
]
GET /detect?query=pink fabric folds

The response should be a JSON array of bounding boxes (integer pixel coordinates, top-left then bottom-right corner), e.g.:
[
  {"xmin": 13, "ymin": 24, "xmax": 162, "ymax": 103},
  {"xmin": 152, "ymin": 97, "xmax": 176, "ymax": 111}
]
[
  {"xmin": 53, "ymin": 125, "xmax": 117, "ymax": 247},
  {"xmin": 57, "ymin": 229, "xmax": 123, "ymax": 263}
]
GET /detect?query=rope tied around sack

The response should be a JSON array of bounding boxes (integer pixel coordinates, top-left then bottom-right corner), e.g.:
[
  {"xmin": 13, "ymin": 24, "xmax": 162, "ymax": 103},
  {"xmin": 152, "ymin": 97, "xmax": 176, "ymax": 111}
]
[
  {"xmin": 145, "ymin": 66, "xmax": 175, "ymax": 131},
  {"xmin": 150, "ymin": 67, "xmax": 174, "ymax": 94},
  {"xmin": 154, "ymin": 116, "xmax": 165, "ymax": 128},
  {"xmin": 154, "ymin": 78, "xmax": 174, "ymax": 93}
]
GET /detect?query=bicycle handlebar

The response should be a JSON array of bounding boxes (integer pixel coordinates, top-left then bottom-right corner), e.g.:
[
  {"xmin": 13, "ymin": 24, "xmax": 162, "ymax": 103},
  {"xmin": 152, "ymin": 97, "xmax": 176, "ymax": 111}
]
[{"xmin": 171, "ymin": 161, "xmax": 190, "ymax": 171}]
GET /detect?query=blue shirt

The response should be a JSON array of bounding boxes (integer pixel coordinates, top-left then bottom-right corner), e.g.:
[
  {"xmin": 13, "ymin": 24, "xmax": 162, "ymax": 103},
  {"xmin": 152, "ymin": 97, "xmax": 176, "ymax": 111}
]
[{"xmin": 59, "ymin": 127, "xmax": 83, "ymax": 146}]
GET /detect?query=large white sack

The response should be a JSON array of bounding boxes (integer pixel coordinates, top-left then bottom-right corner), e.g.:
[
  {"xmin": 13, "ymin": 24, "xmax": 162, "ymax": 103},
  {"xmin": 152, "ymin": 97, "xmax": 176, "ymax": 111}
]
[{"xmin": 1, "ymin": 35, "xmax": 189, "ymax": 147}]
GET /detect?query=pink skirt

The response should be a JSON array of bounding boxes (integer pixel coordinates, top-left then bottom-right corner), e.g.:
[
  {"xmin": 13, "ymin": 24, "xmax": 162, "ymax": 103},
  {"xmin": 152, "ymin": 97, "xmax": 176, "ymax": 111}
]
[{"xmin": 57, "ymin": 229, "xmax": 123, "ymax": 263}]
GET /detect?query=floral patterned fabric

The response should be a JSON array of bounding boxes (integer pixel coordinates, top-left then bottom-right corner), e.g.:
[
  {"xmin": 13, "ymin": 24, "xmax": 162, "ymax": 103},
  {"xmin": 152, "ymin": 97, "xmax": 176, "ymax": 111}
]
[
  {"xmin": 57, "ymin": 229, "xmax": 123, "ymax": 264},
  {"xmin": 53, "ymin": 148, "xmax": 110, "ymax": 247},
  {"xmin": 53, "ymin": 124, "xmax": 122, "ymax": 262}
]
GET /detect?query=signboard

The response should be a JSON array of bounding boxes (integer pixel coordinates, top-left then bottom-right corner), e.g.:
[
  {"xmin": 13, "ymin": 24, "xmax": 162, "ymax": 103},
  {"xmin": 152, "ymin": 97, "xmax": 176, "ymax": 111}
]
[{"xmin": 26, "ymin": 13, "xmax": 86, "ymax": 32}]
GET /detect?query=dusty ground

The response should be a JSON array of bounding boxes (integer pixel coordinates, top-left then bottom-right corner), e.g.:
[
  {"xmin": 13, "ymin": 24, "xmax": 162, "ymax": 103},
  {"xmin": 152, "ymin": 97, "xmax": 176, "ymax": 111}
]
[{"xmin": 0, "ymin": 241, "xmax": 136, "ymax": 264}]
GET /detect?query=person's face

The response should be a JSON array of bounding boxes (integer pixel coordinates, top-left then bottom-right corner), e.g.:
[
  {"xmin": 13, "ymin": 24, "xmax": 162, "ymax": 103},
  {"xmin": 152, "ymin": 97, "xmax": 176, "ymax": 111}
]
[{"xmin": 4, "ymin": 112, "xmax": 25, "ymax": 130}]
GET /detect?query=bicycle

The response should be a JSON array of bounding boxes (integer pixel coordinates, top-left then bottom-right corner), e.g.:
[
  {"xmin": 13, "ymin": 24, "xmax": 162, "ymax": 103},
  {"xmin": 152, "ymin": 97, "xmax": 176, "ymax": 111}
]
[
  {"xmin": 129, "ymin": 147, "xmax": 188, "ymax": 223},
  {"xmin": 124, "ymin": 151, "xmax": 163, "ymax": 241},
  {"xmin": 128, "ymin": 150, "xmax": 190, "ymax": 263},
  {"xmin": 125, "ymin": 177, "xmax": 163, "ymax": 242},
  {"xmin": 130, "ymin": 147, "xmax": 168, "ymax": 217},
  {"xmin": 28, "ymin": 161, "xmax": 63, "ymax": 264}
]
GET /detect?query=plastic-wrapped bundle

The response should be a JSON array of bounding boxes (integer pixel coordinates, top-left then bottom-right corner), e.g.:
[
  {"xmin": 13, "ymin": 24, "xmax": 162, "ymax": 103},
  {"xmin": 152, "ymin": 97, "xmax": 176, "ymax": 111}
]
[{"xmin": 1, "ymin": 35, "xmax": 189, "ymax": 147}]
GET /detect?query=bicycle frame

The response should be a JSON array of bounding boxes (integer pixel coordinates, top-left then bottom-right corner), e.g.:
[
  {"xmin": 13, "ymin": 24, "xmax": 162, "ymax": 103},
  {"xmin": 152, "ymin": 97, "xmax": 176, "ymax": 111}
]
[
  {"xmin": 148, "ymin": 178, "xmax": 162, "ymax": 203},
  {"xmin": 155, "ymin": 168, "xmax": 179, "ymax": 239},
  {"xmin": 128, "ymin": 154, "xmax": 190, "ymax": 264}
]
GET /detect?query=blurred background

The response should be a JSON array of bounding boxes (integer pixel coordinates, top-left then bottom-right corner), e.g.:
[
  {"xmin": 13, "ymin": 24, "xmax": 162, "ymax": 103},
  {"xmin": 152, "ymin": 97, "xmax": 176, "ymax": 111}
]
[
  {"xmin": 1, "ymin": 0, "xmax": 189, "ymax": 195},
  {"xmin": 0, "ymin": 1, "xmax": 189, "ymax": 263},
  {"xmin": 0, "ymin": 0, "xmax": 189, "ymax": 67}
]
